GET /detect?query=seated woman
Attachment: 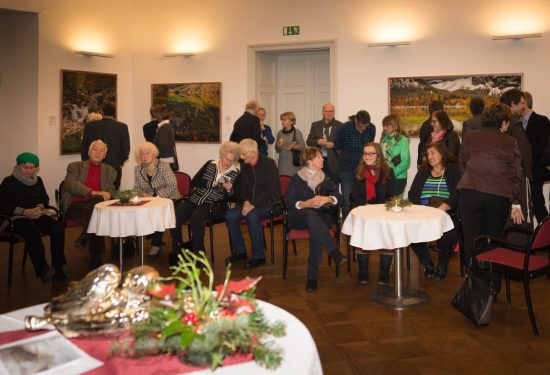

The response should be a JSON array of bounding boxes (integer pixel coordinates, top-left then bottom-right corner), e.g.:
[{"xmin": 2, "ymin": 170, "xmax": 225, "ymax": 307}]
[
  {"xmin": 351, "ymin": 143, "xmax": 398, "ymax": 285},
  {"xmin": 134, "ymin": 142, "xmax": 180, "ymax": 261},
  {"xmin": 408, "ymin": 141, "xmax": 459, "ymax": 280},
  {"xmin": 170, "ymin": 141, "xmax": 240, "ymax": 257},
  {"xmin": 0, "ymin": 152, "xmax": 67, "ymax": 283},
  {"xmin": 284, "ymin": 147, "xmax": 347, "ymax": 292}
]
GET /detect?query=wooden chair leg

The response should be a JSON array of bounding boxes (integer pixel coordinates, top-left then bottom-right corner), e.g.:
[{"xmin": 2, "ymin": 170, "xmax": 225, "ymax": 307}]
[
  {"xmin": 270, "ymin": 223, "xmax": 275, "ymax": 265},
  {"xmin": 21, "ymin": 248, "xmax": 28, "ymax": 269},
  {"xmin": 208, "ymin": 222, "xmax": 215, "ymax": 264},
  {"xmin": 283, "ymin": 237, "xmax": 288, "ymax": 279},
  {"xmin": 8, "ymin": 242, "xmax": 15, "ymax": 287},
  {"xmin": 505, "ymin": 273, "xmax": 511, "ymax": 303},
  {"xmin": 292, "ymin": 240, "xmax": 297, "ymax": 256}
]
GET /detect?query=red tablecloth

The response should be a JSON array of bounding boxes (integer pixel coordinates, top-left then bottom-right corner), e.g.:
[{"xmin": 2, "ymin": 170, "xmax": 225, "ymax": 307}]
[{"xmin": 0, "ymin": 329, "xmax": 252, "ymax": 374}]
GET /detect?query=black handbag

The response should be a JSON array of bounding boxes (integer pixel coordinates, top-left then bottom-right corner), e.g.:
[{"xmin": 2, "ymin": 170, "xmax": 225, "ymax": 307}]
[
  {"xmin": 451, "ymin": 271, "xmax": 494, "ymax": 326},
  {"xmin": 170, "ymin": 146, "xmax": 180, "ymax": 171},
  {"xmin": 291, "ymin": 130, "xmax": 301, "ymax": 167}
]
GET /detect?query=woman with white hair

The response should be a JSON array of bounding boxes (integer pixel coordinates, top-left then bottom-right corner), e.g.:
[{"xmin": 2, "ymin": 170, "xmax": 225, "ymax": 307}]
[
  {"xmin": 134, "ymin": 142, "xmax": 180, "ymax": 261},
  {"xmin": 170, "ymin": 141, "xmax": 240, "ymax": 258}
]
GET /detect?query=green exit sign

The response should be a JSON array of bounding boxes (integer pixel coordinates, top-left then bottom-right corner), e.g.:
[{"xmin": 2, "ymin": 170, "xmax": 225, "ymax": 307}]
[{"xmin": 283, "ymin": 26, "xmax": 300, "ymax": 36}]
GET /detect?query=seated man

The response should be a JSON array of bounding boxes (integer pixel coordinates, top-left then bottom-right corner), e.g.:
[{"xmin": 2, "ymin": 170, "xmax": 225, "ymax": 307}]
[
  {"xmin": 62, "ymin": 140, "xmax": 117, "ymax": 268},
  {"xmin": 225, "ymin": 139, "xmax": 281, "ymax": 269}
]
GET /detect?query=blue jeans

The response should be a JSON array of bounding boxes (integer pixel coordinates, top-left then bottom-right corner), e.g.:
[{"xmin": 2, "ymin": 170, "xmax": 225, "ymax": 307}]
[
  {"xmin": 339, "ymin": 170, "xmax": 354, "ymax": 219},
  {"xmin": 225, "ymin": 204, "xmax": 274, "ymax": 259}
]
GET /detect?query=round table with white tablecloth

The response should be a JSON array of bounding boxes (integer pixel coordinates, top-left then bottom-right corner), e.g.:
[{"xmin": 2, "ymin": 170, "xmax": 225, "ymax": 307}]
[
  {"xmin": 0, "ymin": 300, "xmax": 322, "ymax": 375},
  {"xmin": 87, "ymin": 197, "xmax": 176, "ymax": 271},
  {"xmin": 342, "ymin": 204, "xmax": 455, "ymax": 309}
]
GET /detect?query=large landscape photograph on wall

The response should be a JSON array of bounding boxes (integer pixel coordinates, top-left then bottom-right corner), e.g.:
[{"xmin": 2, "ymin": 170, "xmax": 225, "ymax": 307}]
[
  {"xmin": 388, "ymin": 74, "xmax": 523, "ymax": 137},
  {"xmin": 151, "ymin": 82, "xmax": 221, "ymax": 143},
  {"xmin": 60, "ymin": 70, "xmax": 117, "ymax": 154}
]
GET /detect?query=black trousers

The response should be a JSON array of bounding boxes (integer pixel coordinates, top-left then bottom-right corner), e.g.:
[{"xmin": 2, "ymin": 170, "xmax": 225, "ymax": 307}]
[
  {"xmin": 171, "ymin": 200, "xmax": 227, "ymax": 252},
  {"xmin": 288, "ymin": 208, "xmax": 337, "ymax": 280},
  {"xmin": 459, "ymin": 189, "xmax": 509, "ymax": 292},
  {"xmin": 65, "ymin": 195, "xmax": 106, "ymax": 260},
  {"xmin": 12, "ymin": 215, "xmax": 66, "ymax": 278},
  {"xmin": 410, "ymin": 228, "xmax": 457, "ymax": 271}
]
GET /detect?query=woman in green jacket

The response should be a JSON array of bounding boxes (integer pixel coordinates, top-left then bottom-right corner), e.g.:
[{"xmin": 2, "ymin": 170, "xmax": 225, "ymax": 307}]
[{"xmin": 380, "ymin": 115, "xmax": 411, "ymax": 194}]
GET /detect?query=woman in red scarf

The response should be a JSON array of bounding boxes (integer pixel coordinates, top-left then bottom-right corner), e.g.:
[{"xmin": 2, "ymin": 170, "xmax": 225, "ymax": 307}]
[{"xmin": 351, "ymin": 143, "xmax": 398, "ymax": 285}]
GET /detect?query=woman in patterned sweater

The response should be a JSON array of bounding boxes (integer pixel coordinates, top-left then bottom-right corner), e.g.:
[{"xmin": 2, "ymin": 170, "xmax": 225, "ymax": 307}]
[
  {"xmin": 134, "ymin": 142, "xmax": 180, "ymax": 261},
  {"xmin": 408, "ymin": 141, "xmax": 459, "ymax": 280},
  {"xmin": 170, "ymin": 141, "xmax": 241, "ymax": 255}
]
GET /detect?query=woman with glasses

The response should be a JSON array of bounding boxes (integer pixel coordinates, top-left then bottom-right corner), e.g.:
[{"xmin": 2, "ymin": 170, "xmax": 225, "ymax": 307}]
[
  {"xmin": 408, "ymin": 142, "xmax": 459, "ymax": 280},
  {"xmin": 380, "ymin": 115, "xmax": 410, "ymax": 194},
  {"xmin": 351, "ymin": 143, "xmax": 398, "ymax": 285},
  {"xmin": 419, "ymin": 110, "xmax": 460, "ymax": 164}
]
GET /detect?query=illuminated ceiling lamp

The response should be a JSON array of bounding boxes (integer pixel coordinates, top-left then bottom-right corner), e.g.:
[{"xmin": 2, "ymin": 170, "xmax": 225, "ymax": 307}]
[
  {"xmin": 491, "ymin": 33, "xmax": 542, "ymax": 40},
  {"xmin": 367, "ymin": 41, "xmax": 412, "ymax": 47},
  {"xmin": 74, "ymin": 50, "xmax": 115, "ymax": 58},
  {"xmin": 162, "ymin": 52, "xmax": 197, "ymax": 58}
]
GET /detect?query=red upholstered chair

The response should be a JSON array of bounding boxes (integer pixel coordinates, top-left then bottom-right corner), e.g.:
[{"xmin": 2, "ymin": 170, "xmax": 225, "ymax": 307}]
[
  {"xmin": 55, "ymin": 181, "xmax": 81, "ymax": 228},
  {"xmin": 282, "ymin": 204, "xmax": 341, "ymax": 280},
  {"xmin": 473, "ymin": 216, "xmax": 550, "ymax": 336}
]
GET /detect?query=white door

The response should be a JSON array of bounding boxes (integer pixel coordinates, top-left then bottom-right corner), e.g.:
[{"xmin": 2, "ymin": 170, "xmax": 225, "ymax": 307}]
[{"xmin": 275, "ymin": 51, "xmax": 330, "ymax": 138}]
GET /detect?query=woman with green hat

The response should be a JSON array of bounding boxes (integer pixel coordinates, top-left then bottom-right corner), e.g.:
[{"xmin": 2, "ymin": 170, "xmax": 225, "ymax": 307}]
[{"xmin": 0, "ymin": 152, "xmax": 67, "ymax": 283}]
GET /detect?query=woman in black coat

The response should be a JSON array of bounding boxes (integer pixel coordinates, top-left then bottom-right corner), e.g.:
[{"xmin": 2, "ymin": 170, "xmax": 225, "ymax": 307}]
[
  {"xmin": 0, "ymin": 153, "xmax": 66, "ymax": 283},
  {"xmin": 351, "ymin": 142, "xmax": 398, "ymax": 285},
  {"xmin": 408, "ymin": 141, "xmax": 459, "ymax": 280},
  {"xmin": 418, "ymin": 110, "xmax": 460, "ymax": 164},
  {"xmin": 285, "ymin": 147, "xmax": 347, "ymax": 292}
]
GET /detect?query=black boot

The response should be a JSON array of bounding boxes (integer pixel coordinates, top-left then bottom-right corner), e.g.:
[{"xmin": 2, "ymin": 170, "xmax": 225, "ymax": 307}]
[
  {"xmin": 378, "ymin": 253, "xmax": 393, "ymax": 286},
  {"xmin": 424, "ymin": 262, "xmax": 436, "ymax": 279},
  {"xmin": 356, "ymin": 252, "xmax": 369, "ymax": 284}
]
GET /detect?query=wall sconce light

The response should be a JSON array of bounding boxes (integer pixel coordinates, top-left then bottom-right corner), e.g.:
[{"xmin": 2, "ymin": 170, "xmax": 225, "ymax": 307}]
[
  {"xmin": 491, "ymin": 33, "xmax": 542, "ymax": 41},
  {"xmin": 367, "ymin": 41, "xmax": 412, "ymax": 47},
  {"xmin": 75, "ymin": 50, "xmax": 115, "ymax": 58},
  {"xmin": 162, "ymin": 52, "xmax": 197, "ymax": 58}
]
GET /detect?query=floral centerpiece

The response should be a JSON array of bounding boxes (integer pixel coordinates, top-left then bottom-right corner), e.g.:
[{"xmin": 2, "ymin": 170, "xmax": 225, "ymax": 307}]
[
  {"xmin": 116, "ymin": 189, "xmax": 139, "ymax": 204},
  {"xmin": 112, "ymin": 250, "xmax": 286, "ymax": 370},
  {"xmin": 385, "ymin": 193, "xmax": 412, "ymax": 212}
]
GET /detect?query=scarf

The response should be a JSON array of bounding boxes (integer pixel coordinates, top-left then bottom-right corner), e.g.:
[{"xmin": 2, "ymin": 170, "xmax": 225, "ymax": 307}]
[
  {"xmin": 281, "ymin": 127, "xmax": 295, "ymax": 134},
  {"xmin": 12, "ymin": 167, "xmax": 38, "ymax": 186},
  {"xmin": 297, "ymin": 167, "xmax": 325, "ymax": 193},
  {"xmin": 430, "ymin": 130, "xmax": 446, "ymax": 145},
  {"xmin": 364, "ymin": 166, "xmax": 378, "ymax": 203}
]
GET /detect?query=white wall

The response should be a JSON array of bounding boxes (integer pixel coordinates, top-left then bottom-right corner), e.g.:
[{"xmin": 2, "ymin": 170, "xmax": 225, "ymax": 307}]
[
  {"xmin": 0, "ymin": 11, "xmax": 37, "ymax": 177},
  {"xmin": 0, "ymin": 0, "xmax": 549, "ymax": 199}
]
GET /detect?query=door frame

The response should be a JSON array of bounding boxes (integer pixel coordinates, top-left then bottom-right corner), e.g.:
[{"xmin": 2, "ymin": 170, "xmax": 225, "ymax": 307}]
[{"xmin": 247, "ymin": 39, "xmax": 338, "ymax": 110}]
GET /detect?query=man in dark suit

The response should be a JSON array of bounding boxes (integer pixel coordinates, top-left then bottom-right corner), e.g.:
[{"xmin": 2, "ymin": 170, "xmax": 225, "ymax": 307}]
[
  {"xmin": 306, "ymin": 103, "xmax": 343, "ymax": 182},
  {"xmin": 81, "ymin": 102, "xmax": 130, "ymax": 190},
  {"xmin": 522, "ymin": 91, "xmax": 550, "ymax": 221},
  {"xmin": 142, "ymin": 106, "xmax": 159, "ymax": 143},
  {"xmin": 229, "ymin": 100, "xmax": 265, "ymax": 148}
]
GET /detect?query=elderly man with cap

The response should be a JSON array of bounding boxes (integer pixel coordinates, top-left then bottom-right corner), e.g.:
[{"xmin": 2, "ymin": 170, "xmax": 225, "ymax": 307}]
[{"xmin": 0, "ymin": 152, "xmax": 67, "ymax": 283}]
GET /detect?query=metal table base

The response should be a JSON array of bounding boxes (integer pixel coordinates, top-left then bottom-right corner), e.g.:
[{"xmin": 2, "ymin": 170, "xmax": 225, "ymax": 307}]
[
  {"xmin": 368, "ymin": 247, "xmax": 431, "ymax": 310},
  {"xmin": 117, "ymin": 236, "xmax": 144, "ymax": 273}
]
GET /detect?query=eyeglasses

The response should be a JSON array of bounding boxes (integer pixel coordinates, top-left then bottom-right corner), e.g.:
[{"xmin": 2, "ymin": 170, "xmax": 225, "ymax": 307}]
[{"xmin": 362, "ymin": 152, "xmax": 377, "ymax": 157}]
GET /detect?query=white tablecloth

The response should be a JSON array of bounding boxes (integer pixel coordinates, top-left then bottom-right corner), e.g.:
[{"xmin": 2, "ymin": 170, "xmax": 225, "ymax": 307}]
[
  {"xmin": 0, "ymin": 300, "xmax": 322, "ymax": 375},
  {"xmin": 342, "ymin": 204, "xmax": 455, "ymax": 250},
  {"xmin": 87, "ymin": 197, "xmax": 175, "ymax": 237}
]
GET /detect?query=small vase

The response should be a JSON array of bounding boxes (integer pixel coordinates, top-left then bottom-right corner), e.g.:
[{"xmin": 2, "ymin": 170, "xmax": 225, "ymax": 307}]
[{"xmin": 391, "ymin": 205, "xmax": 403, "ymax": 213}]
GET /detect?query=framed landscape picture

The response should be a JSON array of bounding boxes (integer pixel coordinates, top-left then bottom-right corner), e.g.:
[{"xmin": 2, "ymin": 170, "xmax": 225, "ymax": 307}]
[
  {"xmin": 60, "ymin": 70, "xmax": 117, "ymax": 154},
  {"xmin": 151, "ymin": 82, "xmax": 221, "ymax": 143},
  {"xmin": 388, "ymin": 73, "xmax": 523, "ymax": 137}
]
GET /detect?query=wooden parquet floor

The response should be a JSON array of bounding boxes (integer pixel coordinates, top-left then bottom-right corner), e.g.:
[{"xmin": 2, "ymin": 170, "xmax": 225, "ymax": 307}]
[{"xmin": 2, "ymin": 225, "xmax": 550, "ymax": 374}]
